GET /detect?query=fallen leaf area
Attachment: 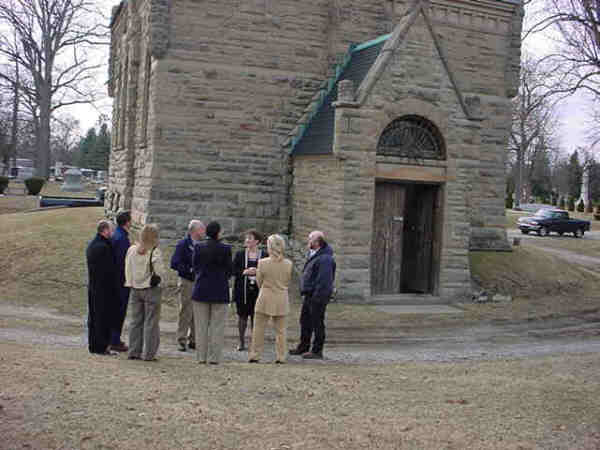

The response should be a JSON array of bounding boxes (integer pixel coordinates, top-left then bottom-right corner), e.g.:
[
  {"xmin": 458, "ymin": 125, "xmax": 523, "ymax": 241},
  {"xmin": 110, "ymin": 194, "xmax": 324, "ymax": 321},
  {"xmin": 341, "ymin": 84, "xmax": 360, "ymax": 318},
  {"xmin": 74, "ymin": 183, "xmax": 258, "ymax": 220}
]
[{"xmin": 0, "ymin": 343, "xmax": 599, "ymax": 450}]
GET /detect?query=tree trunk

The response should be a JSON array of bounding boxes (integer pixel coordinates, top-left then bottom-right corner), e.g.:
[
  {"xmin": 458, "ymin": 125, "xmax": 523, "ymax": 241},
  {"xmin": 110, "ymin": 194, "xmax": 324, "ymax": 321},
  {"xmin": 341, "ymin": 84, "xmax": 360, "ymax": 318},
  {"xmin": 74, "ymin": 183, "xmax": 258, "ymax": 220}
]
[
  {"xmin": 514, "ymin": 144, "xmax": 524, "ymax": 209},
  {"xmin": 37, "ymin": 87, "xmax": 51, "ymax": 179},
  {"xmin": 9, "ymin": 62, "xmax": 19, "ymax": 172}
]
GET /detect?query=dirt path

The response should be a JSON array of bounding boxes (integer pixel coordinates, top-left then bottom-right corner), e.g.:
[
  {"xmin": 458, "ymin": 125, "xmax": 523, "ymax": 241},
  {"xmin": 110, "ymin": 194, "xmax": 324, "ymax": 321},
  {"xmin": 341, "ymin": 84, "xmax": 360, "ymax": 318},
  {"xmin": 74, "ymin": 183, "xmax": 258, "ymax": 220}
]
[{"xmin": 2, "ymin": 304, "xmax": 599, "ymax": 365}]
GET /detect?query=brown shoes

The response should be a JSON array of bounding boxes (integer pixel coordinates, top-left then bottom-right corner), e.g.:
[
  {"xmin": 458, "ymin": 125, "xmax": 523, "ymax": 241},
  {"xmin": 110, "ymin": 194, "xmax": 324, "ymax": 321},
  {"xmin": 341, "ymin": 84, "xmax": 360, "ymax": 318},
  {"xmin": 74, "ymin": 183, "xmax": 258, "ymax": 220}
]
[{"xmin": 302, "ymin": 352, "xmax": 323, "ymax": 360}]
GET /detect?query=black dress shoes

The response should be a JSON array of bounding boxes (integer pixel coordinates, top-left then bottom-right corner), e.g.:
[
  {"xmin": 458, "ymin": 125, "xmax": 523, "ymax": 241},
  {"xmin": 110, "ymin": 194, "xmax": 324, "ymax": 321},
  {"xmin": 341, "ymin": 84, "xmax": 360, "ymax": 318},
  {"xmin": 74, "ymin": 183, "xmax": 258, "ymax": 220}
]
[{"xmin": 289, "ymin": 347, "xmax": 309, "ymax": 355}]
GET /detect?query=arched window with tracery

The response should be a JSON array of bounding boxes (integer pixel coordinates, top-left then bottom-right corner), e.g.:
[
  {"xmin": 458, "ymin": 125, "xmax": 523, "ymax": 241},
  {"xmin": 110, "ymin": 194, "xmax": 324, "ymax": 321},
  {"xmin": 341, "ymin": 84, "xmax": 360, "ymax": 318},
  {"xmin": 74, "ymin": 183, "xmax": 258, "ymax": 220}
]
[{"xmin": 377, "ymin": 115, "xmax": 445, "ymax": 161}]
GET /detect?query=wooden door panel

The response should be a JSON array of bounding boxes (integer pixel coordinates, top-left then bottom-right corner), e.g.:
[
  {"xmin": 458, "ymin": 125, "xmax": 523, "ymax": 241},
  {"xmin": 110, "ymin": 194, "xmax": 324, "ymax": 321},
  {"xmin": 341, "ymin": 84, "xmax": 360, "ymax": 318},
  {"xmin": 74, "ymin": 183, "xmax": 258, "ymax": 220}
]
[
  {"xmin": 371, "ymin": 183, "xmax": 405, "ymax": 295},
  {"xmin": 405, "ymin": 186, "xmax": 436, "ymax": 293}
]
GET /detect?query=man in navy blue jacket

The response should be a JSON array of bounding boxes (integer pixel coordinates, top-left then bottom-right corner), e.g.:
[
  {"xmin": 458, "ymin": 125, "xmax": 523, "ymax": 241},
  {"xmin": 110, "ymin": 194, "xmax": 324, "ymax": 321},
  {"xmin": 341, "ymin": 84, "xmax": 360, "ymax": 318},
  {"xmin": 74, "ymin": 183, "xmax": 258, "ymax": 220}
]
[
  {"xmin": 171, "ymin": 219, "xmax": 205, "ymax": 351},
  {"xmin": 110, "ymin": 210, "xmax": 132, "ymax": 352},
  {"xmin": 290, "ymin": 230, "xmax": 336, "ymax": 359}
]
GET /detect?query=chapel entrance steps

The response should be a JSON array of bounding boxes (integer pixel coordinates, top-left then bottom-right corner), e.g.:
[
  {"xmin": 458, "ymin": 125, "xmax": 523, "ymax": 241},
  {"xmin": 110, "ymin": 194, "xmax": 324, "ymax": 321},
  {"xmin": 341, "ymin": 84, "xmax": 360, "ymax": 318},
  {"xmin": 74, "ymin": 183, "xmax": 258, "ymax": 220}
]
[
  {"xmin": 370, "ymin": 295, "xmax": 464, "ymax": 315},
  {"xmin": 370, "ymin": 294, "xmax": 448, "ymax": 306}
]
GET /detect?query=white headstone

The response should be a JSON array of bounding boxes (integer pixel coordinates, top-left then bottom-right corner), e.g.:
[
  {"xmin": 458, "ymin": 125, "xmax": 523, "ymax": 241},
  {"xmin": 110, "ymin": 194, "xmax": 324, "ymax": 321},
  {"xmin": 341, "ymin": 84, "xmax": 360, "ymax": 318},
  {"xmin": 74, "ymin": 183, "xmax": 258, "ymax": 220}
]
[
  {"xmin": 61, "ymin": 168, "xmax": 84, "ymax": 192},
  {"xmin": 579, "ymin": 167, "xmax": 590, "ymax": 209}
]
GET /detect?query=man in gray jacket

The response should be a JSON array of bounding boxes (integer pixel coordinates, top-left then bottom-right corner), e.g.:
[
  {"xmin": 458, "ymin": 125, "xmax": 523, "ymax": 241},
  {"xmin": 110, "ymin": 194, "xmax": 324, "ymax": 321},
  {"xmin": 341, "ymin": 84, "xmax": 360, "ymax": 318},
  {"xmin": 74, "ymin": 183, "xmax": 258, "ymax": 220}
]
[{"xmin": 289, "ymin": 230, "xmax": 336, "ymax": 359}]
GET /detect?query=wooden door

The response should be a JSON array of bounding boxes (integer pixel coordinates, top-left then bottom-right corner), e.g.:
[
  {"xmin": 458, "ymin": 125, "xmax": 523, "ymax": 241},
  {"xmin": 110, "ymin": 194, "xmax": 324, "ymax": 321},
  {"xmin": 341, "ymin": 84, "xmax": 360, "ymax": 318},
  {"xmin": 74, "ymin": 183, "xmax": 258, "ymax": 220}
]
[
  {"xmin": 403, "ymin": 185, "xmax": 437, "ymax": 293},
  {"xmin": 371, "ymin": 183, "xmax": 406, "ymax": 295}
]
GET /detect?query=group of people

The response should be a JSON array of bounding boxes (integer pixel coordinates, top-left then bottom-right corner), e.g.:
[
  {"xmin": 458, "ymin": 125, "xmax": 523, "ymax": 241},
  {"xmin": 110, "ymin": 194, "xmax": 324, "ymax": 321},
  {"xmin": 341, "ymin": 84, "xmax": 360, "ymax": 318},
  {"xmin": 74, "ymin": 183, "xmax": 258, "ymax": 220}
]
[{"xmin": 86, "ymin": 214, "xmax": 337, "ymax": 364}]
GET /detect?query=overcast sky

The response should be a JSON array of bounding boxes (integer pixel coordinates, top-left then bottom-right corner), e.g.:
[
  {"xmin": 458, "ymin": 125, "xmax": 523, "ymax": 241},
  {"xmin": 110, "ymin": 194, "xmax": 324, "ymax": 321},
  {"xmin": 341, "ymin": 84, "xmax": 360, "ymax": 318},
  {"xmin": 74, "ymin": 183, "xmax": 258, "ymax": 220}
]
[{"xmin": 68, "ymin": 0, "xmax": 591, "ymax": 154}]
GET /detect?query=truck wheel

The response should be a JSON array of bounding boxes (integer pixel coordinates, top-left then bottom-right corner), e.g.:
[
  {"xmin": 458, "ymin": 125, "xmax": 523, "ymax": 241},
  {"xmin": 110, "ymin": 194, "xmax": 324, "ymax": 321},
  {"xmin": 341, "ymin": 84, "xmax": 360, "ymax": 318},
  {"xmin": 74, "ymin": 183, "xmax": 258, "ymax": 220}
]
[
  {"xmin": 521, "ymin": 230, "xmax": 529, "ymax": 235},
  {"xmin": 538, "ymin": 227, "xmax": 549, "ymax": 237},
  {"xmin": 558, "ymin": 231, "xmax": 564, "ymax": 236},
  {"xmin": 574, "ymin": 228, "xmax": 584, "ymax": 238}
]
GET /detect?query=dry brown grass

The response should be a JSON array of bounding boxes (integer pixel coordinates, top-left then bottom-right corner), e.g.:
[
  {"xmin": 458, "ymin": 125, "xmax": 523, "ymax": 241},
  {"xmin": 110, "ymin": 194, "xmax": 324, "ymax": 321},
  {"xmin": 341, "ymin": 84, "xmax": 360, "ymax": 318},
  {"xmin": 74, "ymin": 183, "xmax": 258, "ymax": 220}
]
[
  {"xmin": 521, "ymin": 234, "xmax": 600, "ymax": 258},
  {"xmin": 1, "ymin": 341, "xmax": 599, "ymax": 450},
  {"xmin": 467, "ymin": 246, "xmax": 600, "ymax": 321},
  {"xmin": 2, "ymin": 207, "xmax": 600, "ymax": 335}
]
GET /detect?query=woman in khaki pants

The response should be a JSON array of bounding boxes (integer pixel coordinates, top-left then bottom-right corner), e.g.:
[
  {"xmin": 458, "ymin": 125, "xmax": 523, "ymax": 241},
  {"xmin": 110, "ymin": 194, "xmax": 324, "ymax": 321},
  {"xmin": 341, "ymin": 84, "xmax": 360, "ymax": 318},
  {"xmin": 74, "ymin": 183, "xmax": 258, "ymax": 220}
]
[
  {"xmin": 125, "ymin": 224, "xmax": 165, "ymax": 361},
  {"xmin": 249, "ymin": 234, "xmax": 292, "ymax": 364}
]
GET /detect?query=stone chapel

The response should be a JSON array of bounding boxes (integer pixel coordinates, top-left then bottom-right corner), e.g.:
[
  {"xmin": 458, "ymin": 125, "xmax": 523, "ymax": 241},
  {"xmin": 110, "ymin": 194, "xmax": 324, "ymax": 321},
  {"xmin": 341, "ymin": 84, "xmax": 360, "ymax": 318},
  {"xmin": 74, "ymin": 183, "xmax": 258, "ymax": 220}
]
[{"xmin": 107, "ymin": 0, "xmax": 523, "ymax": 303}]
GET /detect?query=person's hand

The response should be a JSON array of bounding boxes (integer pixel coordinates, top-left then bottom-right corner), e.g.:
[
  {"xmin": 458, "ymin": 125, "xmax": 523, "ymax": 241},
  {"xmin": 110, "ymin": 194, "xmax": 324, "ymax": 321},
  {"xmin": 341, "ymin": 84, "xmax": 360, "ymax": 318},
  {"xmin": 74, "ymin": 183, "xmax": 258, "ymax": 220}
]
[{"xmin": 243, "ymin": 268, "xmax": 257, "ymax": 276}]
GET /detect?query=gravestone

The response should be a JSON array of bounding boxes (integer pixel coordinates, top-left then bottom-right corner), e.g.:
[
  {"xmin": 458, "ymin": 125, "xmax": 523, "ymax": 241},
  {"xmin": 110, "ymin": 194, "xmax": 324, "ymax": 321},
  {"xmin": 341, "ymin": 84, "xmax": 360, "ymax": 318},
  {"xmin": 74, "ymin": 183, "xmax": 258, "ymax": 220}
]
[{"xmin": 61, "ymin": 168, "xmax": 84, "ymax": 192}]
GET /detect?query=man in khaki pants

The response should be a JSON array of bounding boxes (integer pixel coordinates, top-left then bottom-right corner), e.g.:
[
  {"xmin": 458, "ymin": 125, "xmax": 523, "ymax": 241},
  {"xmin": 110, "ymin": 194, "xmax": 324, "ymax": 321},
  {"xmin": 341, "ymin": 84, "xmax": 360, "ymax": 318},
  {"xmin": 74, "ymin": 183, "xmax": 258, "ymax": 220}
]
[{"xmin": 170, "ymin": 220, "xmax": 205, "ymax": 352}]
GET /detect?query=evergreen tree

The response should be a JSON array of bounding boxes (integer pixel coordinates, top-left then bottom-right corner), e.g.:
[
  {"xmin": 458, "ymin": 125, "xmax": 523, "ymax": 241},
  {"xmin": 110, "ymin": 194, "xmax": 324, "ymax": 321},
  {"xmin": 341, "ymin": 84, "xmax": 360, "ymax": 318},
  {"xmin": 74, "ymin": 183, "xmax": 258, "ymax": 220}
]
[
  {"xmin": 87, "ymin": 123, "xmax": 110, "ymax": 170},
  {"xmin": 567, "ymin": 151, "xmax": 583, "ymax": 199},
  {"xmin": 78, "ymin": 127, "xmax": 97, "ymax": 168}
]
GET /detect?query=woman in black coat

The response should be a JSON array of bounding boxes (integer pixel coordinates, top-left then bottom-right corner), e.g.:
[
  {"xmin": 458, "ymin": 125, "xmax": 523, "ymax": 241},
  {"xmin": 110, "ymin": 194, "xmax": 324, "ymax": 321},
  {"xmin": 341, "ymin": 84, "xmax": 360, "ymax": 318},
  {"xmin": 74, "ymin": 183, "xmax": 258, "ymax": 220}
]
[
  {"xmin": 191, "ymin": 221, "xmax": 233, "ymax": 364},
  {"xmin": 232, "ymin": 230, "xmax": 264, "ymax": 351}
]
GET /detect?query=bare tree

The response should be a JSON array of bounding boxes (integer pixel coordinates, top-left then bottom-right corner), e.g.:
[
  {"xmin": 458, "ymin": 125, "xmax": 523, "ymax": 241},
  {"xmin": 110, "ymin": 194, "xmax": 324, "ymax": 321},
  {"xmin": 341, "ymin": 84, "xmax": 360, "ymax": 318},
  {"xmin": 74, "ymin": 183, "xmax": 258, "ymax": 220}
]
[
  {"xmin": 528, "ymin": 0, "xmax": 600, "ymax": 97},
  {"xmin": 51, "ymin": 114, "xmax": 81, "ymax": 166},
  {"xmin": 0, "ymin": 0, "xmax": 108, "ymax": 178},
  {"xmin": 509, "ymin": 55, "xmax": 562, "ymax": 208}
]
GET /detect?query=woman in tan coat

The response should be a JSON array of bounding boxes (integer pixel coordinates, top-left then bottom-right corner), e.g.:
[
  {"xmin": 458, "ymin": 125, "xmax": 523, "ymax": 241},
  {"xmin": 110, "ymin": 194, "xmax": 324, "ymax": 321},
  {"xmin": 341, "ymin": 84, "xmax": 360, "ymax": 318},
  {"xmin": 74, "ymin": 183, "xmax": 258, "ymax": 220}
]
[
  {"xmin": 124, "ymin": 224, "xmax": 165, "ymax": 361},
  {"xmin": 248, "ymin": 234, "xmax": 293, "ymax": 364}
]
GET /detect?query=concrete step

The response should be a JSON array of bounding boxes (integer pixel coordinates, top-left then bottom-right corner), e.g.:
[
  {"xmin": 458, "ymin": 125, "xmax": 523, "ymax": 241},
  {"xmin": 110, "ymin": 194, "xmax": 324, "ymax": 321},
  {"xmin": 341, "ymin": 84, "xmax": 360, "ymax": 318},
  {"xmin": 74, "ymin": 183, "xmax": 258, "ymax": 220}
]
[{"xmin": 370, "ymin": 294, "xmax": 449, "ymax": 305}]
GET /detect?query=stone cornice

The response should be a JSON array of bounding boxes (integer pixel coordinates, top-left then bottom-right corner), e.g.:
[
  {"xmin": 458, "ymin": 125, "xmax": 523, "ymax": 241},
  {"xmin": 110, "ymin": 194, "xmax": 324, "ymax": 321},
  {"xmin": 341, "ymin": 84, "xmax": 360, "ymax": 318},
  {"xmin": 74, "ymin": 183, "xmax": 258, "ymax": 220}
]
[{"xmin": 428, "ymin": 0, "xmax": 520, "ymax": 35}]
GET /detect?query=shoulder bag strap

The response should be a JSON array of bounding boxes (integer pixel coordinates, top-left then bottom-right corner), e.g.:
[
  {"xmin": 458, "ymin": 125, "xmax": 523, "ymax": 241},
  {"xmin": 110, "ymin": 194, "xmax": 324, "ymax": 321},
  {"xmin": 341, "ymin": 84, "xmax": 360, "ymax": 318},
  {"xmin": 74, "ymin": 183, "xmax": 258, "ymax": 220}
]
[{"xmin": 149, "ymin": 247, "xmax": 156, "ymax": 275}]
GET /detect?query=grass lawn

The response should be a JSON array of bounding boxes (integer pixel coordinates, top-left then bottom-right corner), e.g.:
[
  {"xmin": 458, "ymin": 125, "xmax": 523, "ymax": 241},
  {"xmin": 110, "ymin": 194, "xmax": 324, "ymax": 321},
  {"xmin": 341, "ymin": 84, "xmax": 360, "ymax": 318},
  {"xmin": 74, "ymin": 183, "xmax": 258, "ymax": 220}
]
[
  {"xmin": 2, "ymin": 206, "xmax": 600, "ymax": 449},
  {"xmin": 1, "ymin": 207, "xmax": 600, "ymax": 335}
]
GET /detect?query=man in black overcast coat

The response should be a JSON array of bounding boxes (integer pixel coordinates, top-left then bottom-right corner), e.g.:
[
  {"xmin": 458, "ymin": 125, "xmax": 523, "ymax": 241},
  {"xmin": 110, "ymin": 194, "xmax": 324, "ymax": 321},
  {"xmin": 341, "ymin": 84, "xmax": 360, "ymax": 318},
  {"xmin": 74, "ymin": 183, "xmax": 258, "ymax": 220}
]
[{"xmin": 86, "ymin": 219, "xmax": 120, "ymax": 355}]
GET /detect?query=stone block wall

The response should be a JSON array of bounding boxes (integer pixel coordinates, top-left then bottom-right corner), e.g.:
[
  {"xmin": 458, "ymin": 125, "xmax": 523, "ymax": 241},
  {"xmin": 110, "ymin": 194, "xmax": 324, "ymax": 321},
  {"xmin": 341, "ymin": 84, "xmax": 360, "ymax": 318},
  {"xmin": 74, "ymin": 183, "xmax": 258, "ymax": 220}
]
[
  {"xmin": 107, "ymin": 0, "xmax": 521, "ymax": 301},
  {"xmin": 291, "ymin": 0, "xmax": 519, "ymax": 302},
  {"xmin": 108, "ymin": 0, "xmax": 433, "ymax": 241}
]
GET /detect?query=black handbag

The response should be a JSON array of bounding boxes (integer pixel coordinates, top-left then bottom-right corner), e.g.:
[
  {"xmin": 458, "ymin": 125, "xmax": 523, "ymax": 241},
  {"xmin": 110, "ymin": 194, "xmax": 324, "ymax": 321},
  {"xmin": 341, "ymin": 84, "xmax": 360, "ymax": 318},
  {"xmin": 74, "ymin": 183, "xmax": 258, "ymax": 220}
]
[{"xmin": 149, "ymin": 247, "xmax": 161, "ymax": 287}]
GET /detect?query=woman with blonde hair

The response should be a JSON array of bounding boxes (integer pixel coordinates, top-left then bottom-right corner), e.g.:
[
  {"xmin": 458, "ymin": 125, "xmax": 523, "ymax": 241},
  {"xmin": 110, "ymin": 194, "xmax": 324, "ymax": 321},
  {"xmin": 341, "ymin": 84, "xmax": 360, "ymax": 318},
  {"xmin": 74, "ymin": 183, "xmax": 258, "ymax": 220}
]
[
  {"xmin": 248, "ymin": 234, "xmax": 293, "ymax": 364},
  {"xmin": 125, "ymin": 224, "xmax": 166, "ymax": 361}
]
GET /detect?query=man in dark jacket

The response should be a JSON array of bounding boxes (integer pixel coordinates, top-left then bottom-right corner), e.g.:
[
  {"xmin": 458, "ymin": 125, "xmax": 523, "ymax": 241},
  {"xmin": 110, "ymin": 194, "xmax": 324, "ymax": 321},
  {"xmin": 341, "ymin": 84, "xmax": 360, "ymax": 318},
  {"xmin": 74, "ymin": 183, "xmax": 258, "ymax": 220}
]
[
  {"xmin": 86, "ymin": 220, "xmax": 120, "ymax": 355},
  {"xmin": 290, "ymin": 230, "xmax": 336, "ymax": 359},
  {"xmin": 110, "ymin": 210, "xmax": 131, "ymax": 352},
  {"xmin": 170, "ymin": 219, "xmax": 205, "ymax": 352}
]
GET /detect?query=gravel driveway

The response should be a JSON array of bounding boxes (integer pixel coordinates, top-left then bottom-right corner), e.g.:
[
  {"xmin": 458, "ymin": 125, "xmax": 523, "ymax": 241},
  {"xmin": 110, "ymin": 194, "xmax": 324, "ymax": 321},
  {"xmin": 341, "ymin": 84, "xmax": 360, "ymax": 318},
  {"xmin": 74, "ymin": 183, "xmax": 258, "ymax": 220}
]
[{"xmin": 2, "ymin": 304, "xmax": 599, "ymax": 365}]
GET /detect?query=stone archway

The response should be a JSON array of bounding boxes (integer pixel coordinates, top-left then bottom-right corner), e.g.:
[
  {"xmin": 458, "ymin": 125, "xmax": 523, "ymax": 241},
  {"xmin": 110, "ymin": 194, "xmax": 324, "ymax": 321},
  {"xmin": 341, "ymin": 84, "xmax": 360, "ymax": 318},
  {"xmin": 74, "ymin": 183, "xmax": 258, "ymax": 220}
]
[{"xmin": 371, "ymin": 115, "xmax": 445, "ymax": 295}]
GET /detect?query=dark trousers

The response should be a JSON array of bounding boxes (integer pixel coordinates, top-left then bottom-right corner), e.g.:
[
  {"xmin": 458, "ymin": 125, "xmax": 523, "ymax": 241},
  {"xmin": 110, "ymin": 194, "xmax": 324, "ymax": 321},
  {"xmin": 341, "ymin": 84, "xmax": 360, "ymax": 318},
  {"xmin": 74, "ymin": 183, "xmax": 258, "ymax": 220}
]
[
  {"xmin": 88, "ymin": 291, "xmax": 111, "ymax": 354},
  {"xmin": 111, "ymin": 287, "xmax": 130, "ymax": 345},
  {"xmin": 298, "ymin": 297, "xmax": 328, "ymax": 354}
]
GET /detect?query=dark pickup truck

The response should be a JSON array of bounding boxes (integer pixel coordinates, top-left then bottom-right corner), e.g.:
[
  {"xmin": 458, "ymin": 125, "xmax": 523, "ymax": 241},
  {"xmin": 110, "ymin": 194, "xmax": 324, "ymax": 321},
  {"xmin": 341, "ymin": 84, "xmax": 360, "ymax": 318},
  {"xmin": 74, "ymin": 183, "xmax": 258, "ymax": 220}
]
[{"xmin": 517, "ymin": 208, "xmax": 591, "ymax": 238}]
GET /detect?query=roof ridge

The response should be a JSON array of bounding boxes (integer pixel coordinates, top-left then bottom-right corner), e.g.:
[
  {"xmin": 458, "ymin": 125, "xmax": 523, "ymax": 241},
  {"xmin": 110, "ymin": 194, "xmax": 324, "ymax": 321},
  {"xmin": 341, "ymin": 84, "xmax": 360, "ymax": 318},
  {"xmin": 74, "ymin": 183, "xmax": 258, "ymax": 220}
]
[{"xmin": 287, "ymin": 34, "xmax": 392, "ymax": 154}]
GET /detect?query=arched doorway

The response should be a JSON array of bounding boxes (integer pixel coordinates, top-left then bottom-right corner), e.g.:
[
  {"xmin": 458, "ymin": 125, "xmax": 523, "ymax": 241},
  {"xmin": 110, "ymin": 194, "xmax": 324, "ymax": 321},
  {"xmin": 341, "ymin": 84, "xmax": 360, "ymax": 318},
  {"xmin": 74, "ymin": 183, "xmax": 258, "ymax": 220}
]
[{"xmin": 371, "ymin": 116, "xmax": 445, "ymax": 295}]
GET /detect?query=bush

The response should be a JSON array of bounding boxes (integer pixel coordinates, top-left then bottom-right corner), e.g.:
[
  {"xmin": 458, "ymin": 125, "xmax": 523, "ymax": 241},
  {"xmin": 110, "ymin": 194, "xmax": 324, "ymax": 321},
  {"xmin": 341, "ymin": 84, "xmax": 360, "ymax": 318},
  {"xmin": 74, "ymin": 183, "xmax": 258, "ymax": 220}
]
[
  {"xmin": 0, "ymin": 176, "xmax": 8, "ymax": 194},
  {"xmin": 505, "ymin": 191, "xmax": 514, "ymax": 209},
  {"xmin": 24, "ymin": 177, "xmax": 45, "ymax": 195},
  {"xmin": 551, "ymin": 196, "xmax": 557, "ymax": 206},
  {"xmin": 567, "ymin": 196, "xmax": 575, "ymax": 212},
  {"xmin": 559, "ymin": 197, "xmax": 566, "ymax": 209},
  {"xmin": 577, "ymin": 199, "xmax": 585, "ymax": 213}
]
